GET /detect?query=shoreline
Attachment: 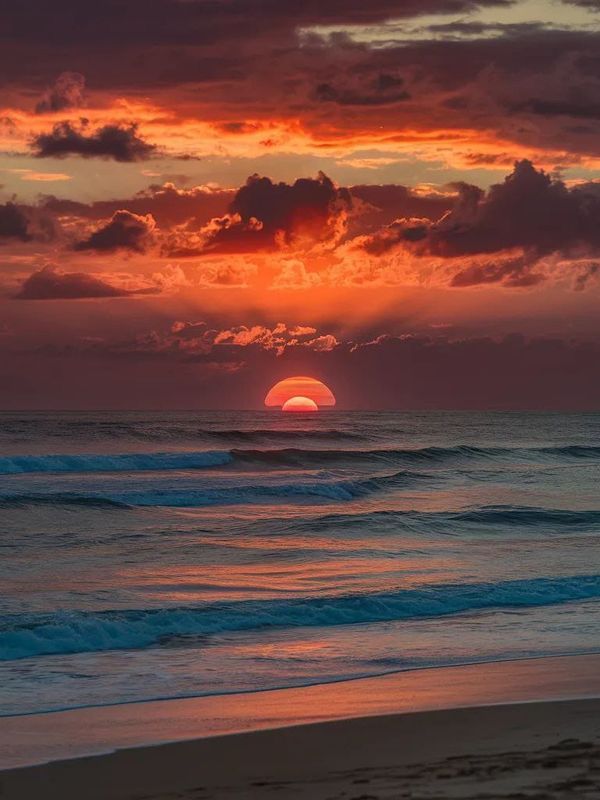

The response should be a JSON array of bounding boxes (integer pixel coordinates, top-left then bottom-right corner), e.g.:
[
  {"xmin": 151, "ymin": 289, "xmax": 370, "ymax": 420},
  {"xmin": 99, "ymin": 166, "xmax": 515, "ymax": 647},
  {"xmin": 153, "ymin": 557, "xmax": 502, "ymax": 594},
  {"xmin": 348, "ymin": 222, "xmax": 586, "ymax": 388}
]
[
  {"xmin": 5, "ymin": 648, "xmax": 599, "ymax": 721},
  {"xmin": 3, "ymin": 696, "xmax": 600, "ymax": 799},
  {"xmin": 2, "ymin": 653, "xmax": 600, "ymax": 775}
]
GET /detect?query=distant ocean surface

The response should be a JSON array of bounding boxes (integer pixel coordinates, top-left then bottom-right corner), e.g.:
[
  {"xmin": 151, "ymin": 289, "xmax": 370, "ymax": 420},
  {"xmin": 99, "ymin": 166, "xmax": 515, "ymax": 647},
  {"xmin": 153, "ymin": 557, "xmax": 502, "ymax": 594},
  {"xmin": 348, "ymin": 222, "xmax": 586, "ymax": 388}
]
[{"xmin": 1, "ymin": 411, "xmax": 600, "ymax": 717}]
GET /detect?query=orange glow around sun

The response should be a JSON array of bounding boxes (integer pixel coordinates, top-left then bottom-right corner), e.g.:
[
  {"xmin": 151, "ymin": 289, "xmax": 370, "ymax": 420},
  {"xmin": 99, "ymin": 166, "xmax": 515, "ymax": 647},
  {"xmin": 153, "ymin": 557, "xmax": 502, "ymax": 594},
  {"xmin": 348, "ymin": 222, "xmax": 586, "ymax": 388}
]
[
  {"xmin": 264, "ymin": 377, "xmax": 336, "ymax": 409},
  {"xmin": 282, "ymin": 395, "xmax": 319, "ymax": 412}
]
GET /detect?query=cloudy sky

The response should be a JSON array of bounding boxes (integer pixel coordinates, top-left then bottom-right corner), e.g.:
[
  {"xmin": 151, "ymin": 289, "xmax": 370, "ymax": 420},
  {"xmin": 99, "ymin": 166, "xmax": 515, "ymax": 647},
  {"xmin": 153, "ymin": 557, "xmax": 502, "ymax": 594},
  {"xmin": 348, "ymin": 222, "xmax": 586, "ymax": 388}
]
[{"xmin": 1, "ymin": 0, "xmax": 600, "ymax": 409}]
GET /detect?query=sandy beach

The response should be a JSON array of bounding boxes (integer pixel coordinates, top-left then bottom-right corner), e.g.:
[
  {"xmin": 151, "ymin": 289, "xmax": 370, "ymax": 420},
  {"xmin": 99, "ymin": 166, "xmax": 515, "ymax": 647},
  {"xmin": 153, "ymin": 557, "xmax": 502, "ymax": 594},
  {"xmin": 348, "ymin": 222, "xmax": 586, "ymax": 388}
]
[
  {"xmin": 3, "ymin": 655, "xmax": 600, "ymax": 800},
  {"xmin": 3, "ymin": 698, "xmax": 600, "ymax": 799}
]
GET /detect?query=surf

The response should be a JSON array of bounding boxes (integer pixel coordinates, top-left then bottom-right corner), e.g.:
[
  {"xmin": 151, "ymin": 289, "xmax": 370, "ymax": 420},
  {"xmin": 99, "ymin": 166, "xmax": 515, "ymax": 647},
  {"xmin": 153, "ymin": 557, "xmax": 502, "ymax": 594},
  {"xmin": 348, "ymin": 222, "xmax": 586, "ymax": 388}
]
[{"xmin": 3, "ymin": 574, "xmax": 599, "ymax": 661}]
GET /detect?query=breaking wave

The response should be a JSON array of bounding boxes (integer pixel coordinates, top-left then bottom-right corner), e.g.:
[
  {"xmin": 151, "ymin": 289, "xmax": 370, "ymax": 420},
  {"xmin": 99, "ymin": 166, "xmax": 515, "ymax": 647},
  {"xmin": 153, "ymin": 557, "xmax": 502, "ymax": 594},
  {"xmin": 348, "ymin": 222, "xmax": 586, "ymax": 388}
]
[{"xmin": 3, "ymin": 574, "xmax": 599, "ymax": 661}]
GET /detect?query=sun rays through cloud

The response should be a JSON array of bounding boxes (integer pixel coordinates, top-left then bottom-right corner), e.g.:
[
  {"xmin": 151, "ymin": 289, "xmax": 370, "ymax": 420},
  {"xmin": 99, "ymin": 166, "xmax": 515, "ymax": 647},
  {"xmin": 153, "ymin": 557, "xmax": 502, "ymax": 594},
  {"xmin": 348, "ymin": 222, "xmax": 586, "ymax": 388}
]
[{"xmin": 0, "ymin": 0, "xmax": 599, "ymax": 408}]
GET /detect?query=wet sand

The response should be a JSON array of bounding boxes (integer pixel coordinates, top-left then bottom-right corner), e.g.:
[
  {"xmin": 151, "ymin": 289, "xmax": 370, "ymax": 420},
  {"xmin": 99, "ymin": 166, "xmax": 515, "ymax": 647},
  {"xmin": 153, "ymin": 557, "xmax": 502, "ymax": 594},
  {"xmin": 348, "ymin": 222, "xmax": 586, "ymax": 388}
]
[{"xmin": 2, "ymin": 655, "xmax": 600, "ymax": 799}]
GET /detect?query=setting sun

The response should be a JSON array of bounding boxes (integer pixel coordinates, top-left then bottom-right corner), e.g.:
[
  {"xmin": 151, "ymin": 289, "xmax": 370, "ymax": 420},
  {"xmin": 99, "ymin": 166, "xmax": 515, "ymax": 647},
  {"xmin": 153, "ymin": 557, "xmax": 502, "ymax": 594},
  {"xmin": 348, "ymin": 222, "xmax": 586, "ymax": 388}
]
[
  {"xmin": 281, "ymin": 395, "xmax": 319, "ymax": 412},
  {"xmin": 264, "ymin": 377, "xmax": 336, "ymax": 409}
]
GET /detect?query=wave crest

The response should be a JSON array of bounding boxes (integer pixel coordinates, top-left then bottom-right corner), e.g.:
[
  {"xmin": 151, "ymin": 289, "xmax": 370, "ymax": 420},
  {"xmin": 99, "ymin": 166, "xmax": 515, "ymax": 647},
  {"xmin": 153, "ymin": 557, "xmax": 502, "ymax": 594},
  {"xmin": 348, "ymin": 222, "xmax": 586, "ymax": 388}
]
[{"xmin": 3, "ymin": 575, "xmax": 599, "ymax": 661}]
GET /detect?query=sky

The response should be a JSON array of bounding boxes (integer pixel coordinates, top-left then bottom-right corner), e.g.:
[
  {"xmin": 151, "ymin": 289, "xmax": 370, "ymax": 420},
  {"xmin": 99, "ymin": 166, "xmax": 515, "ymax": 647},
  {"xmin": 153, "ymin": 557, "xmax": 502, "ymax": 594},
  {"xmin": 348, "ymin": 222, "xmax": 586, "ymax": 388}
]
[{"xmin": 1, "ymin": 0, "xmax": 600, "ymax": 409}]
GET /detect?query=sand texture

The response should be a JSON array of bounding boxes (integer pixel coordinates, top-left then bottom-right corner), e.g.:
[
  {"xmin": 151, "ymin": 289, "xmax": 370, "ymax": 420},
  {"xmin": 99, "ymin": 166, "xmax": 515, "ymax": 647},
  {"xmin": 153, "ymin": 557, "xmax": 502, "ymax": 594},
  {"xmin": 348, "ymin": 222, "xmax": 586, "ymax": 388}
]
[{"xmin": 2, "ymin": 698, "xmax": 600, "ymax": 799}]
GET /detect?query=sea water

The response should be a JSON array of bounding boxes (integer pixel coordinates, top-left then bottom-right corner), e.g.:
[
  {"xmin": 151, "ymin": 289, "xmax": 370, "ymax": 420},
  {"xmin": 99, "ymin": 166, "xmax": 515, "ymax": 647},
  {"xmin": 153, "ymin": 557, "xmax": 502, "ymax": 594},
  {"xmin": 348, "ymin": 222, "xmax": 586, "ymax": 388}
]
[{"xmin": 1, "ymin": 411, "xmax": 599, "ymax": 716}]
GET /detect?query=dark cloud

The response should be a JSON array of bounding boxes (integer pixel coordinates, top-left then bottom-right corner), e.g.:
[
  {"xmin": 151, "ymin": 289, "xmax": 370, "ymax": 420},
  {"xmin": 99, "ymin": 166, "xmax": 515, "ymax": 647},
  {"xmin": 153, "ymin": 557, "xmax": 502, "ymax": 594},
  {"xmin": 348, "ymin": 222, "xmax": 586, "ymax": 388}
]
[
  {"xmin": 315, "ymin": 73, "xmax": 410, "ymax": 106},
  {"xmin": 0, "ymin": 202, "xmax": 31, "ymax": 242},
  {"xmin": 216, "ymin": 122, "xmax": 263, "ymax": 134},
  {"xmin": 35, "ymin": 71, "xmax": 85, "ymax": 113},
  {"xmin": 16, "ymin": 266, "xmax": 132, "ymax": 299},
  {"xmin": 361, "ymin": 217, "xmax": 431, "ymax": 255},
  {"xmin": 301, "ymin": 29, "xmax": 600, "ymax": 159},
  {"xmin": 516, "ymin": 98, "xmax": 600, "ymax": 120},
  {"xmin": 0, "ymin": 1, "xmax": 515, "ymax": 46},
  {"xmin": 32, "ymin": 122, "xmax": 155, "ymax": 161},
  {"xmin": 230, "ymin": 172, "xmax": 351, "ymax": 240},
  {"xmin": 2, "ymin": 5, "xmax": 600, "ymax": 163},
  {"xmin": 347, "ymin": 185, "xmax": 454, "ymax": 237},
  {"xmin": 359, "ymin": 162, "xmax": 600, "ymax": 285},
  {"xmin": 169, "ymin": 172, "xmax": 352, "ymax": 254},
  {"xmin": 13, "ymin": 164, "xmax": 600, "ymax": 293},
  {"xmin": 74, "ymin": 210, "xmax": 156, "ymax": 252},
  {"xmin": 0, "ymin": 201, "xmax": 61, "ymax": 245},
  {"xmin": 429, "ymin": 161, "xmax": 600, "ymax": 256},
  {"xmin": 42, "ymin": 183, "xmax": 233, "ymax": 227},
  {"xmin": 42, "ymin": 182, "xmax": 449, "ymax": 241},
  {"xmin": 449, "ymin": 256, "xmax": 545, "ymax": 288}
]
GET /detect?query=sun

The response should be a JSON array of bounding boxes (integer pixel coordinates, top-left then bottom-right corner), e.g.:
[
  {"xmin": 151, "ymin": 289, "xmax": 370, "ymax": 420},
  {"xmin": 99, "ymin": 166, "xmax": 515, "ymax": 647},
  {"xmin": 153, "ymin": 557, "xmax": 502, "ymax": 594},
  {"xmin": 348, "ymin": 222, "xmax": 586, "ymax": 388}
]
[
  {"xmin": 264, "ymin": 377, "xmax": 336, "ymax": 411},
  {"xmin": 282, "ymin": 396, "xmax": 319, "ymax": 412}
]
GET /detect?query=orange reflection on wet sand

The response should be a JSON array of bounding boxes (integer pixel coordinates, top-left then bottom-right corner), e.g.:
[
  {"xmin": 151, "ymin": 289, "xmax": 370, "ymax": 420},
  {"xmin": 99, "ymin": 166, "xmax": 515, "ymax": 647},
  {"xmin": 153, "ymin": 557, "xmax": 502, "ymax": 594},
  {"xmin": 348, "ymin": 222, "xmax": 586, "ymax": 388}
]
[{"xmin": 3, "ymin": 655, "xmax": 600, "ymax": 770}]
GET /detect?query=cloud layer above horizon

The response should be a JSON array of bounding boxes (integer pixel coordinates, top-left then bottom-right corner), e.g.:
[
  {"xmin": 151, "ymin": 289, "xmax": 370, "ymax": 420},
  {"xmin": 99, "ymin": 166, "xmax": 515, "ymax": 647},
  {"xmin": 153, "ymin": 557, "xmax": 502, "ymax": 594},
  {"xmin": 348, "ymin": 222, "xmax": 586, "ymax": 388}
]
[{"xmin": 1, "ymin": 0, "xmax": 600, "ymax": 408}]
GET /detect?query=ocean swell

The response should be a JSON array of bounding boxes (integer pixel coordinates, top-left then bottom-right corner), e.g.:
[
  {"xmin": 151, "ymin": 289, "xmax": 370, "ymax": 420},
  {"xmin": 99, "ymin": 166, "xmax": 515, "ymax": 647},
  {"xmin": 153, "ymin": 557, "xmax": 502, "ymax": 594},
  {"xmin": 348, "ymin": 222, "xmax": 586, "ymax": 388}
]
[
  {"xmin": 0, "ymin": 451, "xmax": 232, "ymax": 475},
  {"xmin": 204, "ymin": 429, "xmax": 363, "ymax": 442},
  {"xmin": 3, "ymin": 443, "xmax": 600, "ymax": 476},
  {"xmin": 282, "ymin": 505, "xmax": 600, "ymax": 534},
  {"xmin": 2, "ymin": 574, "xmax": 599, "ymax": 661},
  {"xmin": 0, "ymin": 469, "xmax": 431, "ymax": 509}
]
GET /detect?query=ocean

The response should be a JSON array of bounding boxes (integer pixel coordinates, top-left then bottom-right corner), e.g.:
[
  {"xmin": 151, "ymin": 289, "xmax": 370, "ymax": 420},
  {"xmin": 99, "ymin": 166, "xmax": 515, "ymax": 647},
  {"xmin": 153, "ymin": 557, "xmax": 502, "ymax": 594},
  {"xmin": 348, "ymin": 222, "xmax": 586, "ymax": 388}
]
[{"xmin": 1, "ymin": 410, "xmax": 599, "ymax": 717}]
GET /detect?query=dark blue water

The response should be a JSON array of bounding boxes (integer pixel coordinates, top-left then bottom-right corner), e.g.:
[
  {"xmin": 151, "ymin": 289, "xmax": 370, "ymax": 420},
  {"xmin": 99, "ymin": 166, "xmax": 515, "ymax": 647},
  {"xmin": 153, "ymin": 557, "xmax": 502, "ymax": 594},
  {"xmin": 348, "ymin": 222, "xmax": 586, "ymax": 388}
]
[{"xmin": 1, "ymin": 411, "xmax": 599, "ymax": 716}]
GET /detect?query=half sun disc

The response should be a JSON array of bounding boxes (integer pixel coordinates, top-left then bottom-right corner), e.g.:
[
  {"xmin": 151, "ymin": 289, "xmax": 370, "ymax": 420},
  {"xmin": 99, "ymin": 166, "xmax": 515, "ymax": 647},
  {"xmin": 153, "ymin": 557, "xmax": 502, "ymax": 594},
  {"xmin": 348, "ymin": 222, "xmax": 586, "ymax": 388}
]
[{"xmin": 281, "ymin": 396, "xmax": 319, "ymax": 412}]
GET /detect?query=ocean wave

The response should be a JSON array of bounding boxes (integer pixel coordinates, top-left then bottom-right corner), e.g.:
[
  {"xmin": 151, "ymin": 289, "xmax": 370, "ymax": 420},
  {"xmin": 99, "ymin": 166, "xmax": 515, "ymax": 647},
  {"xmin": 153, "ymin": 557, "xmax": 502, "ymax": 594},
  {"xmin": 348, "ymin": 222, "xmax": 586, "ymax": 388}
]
[
  {"xmin": 4, "ymin": 442, "xmax": 599, "ymax": 476},
  {"xmin": 203, "ymin": 429, "xmax": 363, "ymax": 442},
  {"xmin": 541, "ymin": 445, "xmax": 600, "ymax": 459},
  {"xmin": 232, "ymin": 444, "xmax": 600, "ymax": 466},
  {"xmin": 2, "ymin": 574, "xmax": 599, "ymax": 661},
  {"xmin": 0, "ymin": 445, "xmax": 432, "ymax": 475},
  {"xmin": 0, "ymin": 422, "xmax": 363, "ymax": 444},
  {"xmin": 0, "ymin": 493, "xmax": 131, "ymax": 510},
  {"xmin": 285, "ymin": 505, "xmax": 600, "ymax": 534},
  {"xmin": 231, "ymin": 445, "xmax": 500, "ymax": 467},
  {"xmin": 0, "ymin": 470, "xmax": 430, "ymax": 509},
  {"xmin": 451, "ymin": 505, "xmax": 600, "ymax": 526},
  {"xmin": 0, "ymin": 451, "xmax": 232, "ymax": 475}
]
